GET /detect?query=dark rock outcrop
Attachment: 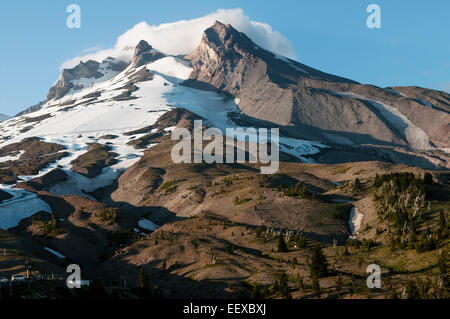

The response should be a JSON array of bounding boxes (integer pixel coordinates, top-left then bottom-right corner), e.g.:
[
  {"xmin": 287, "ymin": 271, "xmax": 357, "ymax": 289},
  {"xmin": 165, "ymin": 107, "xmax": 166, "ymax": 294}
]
[
  {"xmin": 132, "ymin": 40, "xmax": 165, "ymax": 67},
  {"xmin": 71, "ymin": 143, "xmax": 118, "ymax": 178}
]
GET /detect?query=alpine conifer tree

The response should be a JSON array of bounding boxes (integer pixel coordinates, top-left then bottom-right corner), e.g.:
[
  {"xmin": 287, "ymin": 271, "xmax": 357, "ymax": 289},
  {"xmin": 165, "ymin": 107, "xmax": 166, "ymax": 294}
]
[{"xmin": 310, "ymin": 243, "xmax": 328, "ymax": 278}]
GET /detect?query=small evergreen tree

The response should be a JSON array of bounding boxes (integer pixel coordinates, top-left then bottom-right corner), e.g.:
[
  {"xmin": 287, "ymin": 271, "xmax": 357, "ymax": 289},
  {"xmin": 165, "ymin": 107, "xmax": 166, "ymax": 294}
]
[
  {"xmin": 423, "ymin": 172, "xmax": 433, "ymax": 184},
  {"xmin": 310, "ymin": 243, "xmax": 328, "ymax": 278},
  {"xmin": 137, "ymin": 266, "xmax": 149, "ymax": 289},
  {"xmin": 353, "ymin": 178, "xmax": 362, "ymax": 191},
  {"xmin": 277, "ymin": 271, "xmax": 290, "ymax": 298},
  {"xmin": 255, "ymin": 226, "xmax": 262, "ymax": 238},
  {"xmin": 277, "ymin": 234, "xmax": 288, "ymax": 252},
  {"xmin": 297, "ymin": 234, "xmax": 307, "ymax": 249}
]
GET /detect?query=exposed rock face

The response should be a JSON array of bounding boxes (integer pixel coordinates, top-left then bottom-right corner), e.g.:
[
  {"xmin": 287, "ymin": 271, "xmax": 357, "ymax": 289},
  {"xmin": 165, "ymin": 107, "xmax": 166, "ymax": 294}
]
[
  {"xmin": 185, "ymin": 21, "xmax": 450, "ymax": 150},
  {"xmin": 185, "ymin": 21, "xmax": 356, "ymax": 126},
  {"xmin": 132, "ymin": 40, "xmax": 165, "ymax": 67},
  {"xmin": 47, "ymin": 60, "xmax": 103, "ymax": 100}
]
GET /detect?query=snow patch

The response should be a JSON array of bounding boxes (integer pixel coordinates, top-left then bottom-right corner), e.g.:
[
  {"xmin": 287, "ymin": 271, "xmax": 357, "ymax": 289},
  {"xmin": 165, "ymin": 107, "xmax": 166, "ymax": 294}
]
[
  {"xmin": 385, "ymin": 88, "xmax": 406, "ymax": 97},
  {"xmin": 146, "ymin": 57, "xmax": 193, "ymax": 81},
  {"xmin": 0, "ymin": 150, "xmax": 25, "ymax": 163},
  {"xmin": 0, "ymin": 189, "xmax": 52, "ymax": 230},
  {"xmin": 273, "ymin": 53, "xmax": 309, "ymax": 74},
  {"xmin": 138, "ymin": 219, "xmax": 160, "ymax": 231},
  {"xmin": 349, "ymin": 206, "xmax": 364, "ymax": 237},
  {"xmin": 415, "ymin": 99, "xmax": 434, "ymax": 109},
  {"xmin": 44, "ymin": 247, "xmax": 66, "ymax": 259}
]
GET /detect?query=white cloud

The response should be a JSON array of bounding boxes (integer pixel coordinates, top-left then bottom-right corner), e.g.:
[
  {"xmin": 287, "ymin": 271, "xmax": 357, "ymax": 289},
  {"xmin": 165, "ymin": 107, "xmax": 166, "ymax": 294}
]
[
  {"xmin": 61, "ymin": 8, "xmax": 296, "ymax": 69},
  {"xmin": 81, "ymin": 45, "xmax": 102, "ymax": 53}
]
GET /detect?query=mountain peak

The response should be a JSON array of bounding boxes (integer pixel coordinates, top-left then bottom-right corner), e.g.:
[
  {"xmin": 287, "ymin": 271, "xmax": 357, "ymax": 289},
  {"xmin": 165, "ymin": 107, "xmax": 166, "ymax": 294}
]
[
  {"xmin": 210, "ymin": 20, "xmax": 227, "ymax": 31},
  {"xmin": 47, "ymin": 60, "xmax": 104, "ymax": 100},
  {"xmin": 131, "ymin": 40, "xmax": 165, "ymax": 67},
  {"xmin": 201, "ymin": 21, "xmax": 254, "ymax": 54},
  {"xmin": 135, "ymin": 40, "xmax": 153, "ymax": 55}
]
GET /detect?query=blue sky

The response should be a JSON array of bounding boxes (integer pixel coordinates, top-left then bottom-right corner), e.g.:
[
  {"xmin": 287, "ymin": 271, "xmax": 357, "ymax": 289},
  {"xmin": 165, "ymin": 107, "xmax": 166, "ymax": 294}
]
[{"xmin": 0, "ymin": 0, "xmax": 449, "ymax": 116}]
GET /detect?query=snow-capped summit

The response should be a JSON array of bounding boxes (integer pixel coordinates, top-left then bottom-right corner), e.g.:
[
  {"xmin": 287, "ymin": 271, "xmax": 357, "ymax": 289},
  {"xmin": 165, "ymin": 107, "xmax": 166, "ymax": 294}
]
[
  {"xmin": 2, "ymin": 21, "xmax": 449, "ymax": 177},
  {"xmin": 16, "ymin": 57, "xmax": 129, "ymax": 116}
]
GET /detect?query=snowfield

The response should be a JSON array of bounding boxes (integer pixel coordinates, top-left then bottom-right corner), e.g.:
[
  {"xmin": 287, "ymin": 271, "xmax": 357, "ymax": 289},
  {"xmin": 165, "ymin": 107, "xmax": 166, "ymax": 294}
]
[
  {"xmin": 146, "ymin": 56, "xmax": 193, "ymax": 81},
  {"xmin": 0, "ymin": 188, "xmax": 52, "ymax": 230},
  {"xmin": 0, "ymin": 56, "xmax": 326, "ymax": 203},
  {"xmin": 349, "ymin": 206, "xmax": 364, "ymax": 237},
  {"xmin": 333, "ymin": 92, "xmax": 432, "ymax": 150},
  {"xmin": 416, "ymin": 99, "xmax": 434, "ymax": 109}
]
